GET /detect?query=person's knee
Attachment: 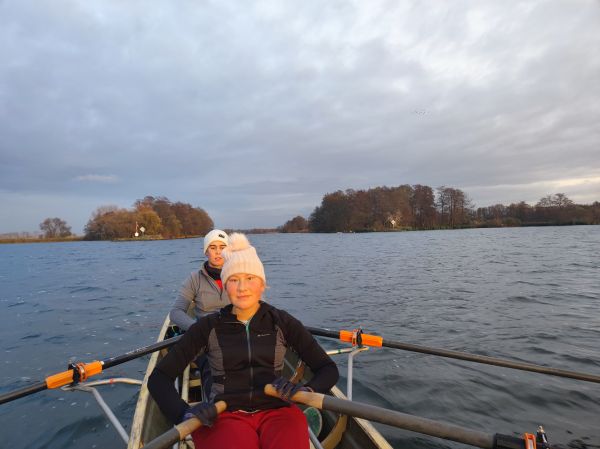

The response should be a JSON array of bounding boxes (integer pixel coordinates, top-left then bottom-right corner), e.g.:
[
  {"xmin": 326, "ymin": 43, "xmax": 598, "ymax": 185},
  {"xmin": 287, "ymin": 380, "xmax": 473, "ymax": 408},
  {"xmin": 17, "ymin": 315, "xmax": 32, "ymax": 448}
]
[
  {"xmin": 259, "ymin": 407, "xmax": 309, "ymax": 449},
  {"xmin": 192, "ymin": 413, "xmax": 259, "ymax": 449}
]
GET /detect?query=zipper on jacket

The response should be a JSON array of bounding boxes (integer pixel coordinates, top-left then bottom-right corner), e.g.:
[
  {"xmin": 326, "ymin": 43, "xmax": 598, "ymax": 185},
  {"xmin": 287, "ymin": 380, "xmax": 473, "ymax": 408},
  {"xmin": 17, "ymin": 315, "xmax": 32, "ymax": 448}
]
[
  {"xmin": 228, "ymin": 319, "xmax": 255, "ymax": 408},
  {"xmin": 244, "ymin": 319, "xmax": 254, "ymax": 406}
]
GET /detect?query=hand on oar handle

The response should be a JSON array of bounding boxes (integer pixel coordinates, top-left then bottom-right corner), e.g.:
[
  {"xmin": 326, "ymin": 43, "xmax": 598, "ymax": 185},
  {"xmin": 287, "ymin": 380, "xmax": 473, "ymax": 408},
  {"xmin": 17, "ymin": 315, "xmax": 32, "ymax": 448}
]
[
  {"xmin": 184, "ymin": 401, "xmax": 219, "ymax": 427},
  {"xmin": 178, "ymin": 401, "xmax": 227, "ymax": 435},
  {"xmin": 271, "ymin": 377, "xmax": 313, "ymax": 402},
  {"xmin": 144, "ymin": 401, "xmax": 227, "ymax": 449},
  {"xmin": 264, "ymin": 384, "xmax": 324, "ymax": 409}
]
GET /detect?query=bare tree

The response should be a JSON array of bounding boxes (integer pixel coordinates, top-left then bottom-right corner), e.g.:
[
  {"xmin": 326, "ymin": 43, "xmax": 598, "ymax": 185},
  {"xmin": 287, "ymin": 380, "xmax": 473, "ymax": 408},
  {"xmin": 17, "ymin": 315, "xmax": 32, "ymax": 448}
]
[
  {"xmin": 40, "ymin": 217, "xmax": 72, "ymax": 238},
  {"xmin": 536, "ymin": 195, "xmax": 554, "ymax": 208},
  {"xmin": 436, "ymin": 187, "xmax": 473, "ymax": 228},
  {"xmin": 552, "ymin": 193, "xmax": 574, "ymax": 208},
  {"xmin": 411, "ymin": 184, "xmax": 436, "ymax": 229}
]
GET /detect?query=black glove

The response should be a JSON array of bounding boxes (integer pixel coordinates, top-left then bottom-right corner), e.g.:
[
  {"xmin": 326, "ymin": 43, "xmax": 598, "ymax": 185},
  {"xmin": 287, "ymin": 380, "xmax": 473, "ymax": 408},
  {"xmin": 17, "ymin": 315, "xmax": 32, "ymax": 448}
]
[
  {"xmin": 183, "ymin": 402, "xmax": 217, "ymax": 427},
  {"xmin": 271, "ymin": 377, "xmax": 312, "ymax": 402}
]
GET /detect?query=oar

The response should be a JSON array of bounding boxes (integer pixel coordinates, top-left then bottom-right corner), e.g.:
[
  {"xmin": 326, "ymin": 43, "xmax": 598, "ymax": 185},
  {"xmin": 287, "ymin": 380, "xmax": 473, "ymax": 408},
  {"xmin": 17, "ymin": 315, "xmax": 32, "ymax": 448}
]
[
  {"xmin": 142, "ymin": 401, "xmax": 227, "ymax": 449},
  {"xmin": 307, "ymin": 326, "xmax": 600, "ymax": 384},
  {"xmin": 0, "ymin": 335, "xmax": 183, "ymax": 405},
  {"xmin": 265, "ymin": 385, "xmax": 541, "ymax": 449}
]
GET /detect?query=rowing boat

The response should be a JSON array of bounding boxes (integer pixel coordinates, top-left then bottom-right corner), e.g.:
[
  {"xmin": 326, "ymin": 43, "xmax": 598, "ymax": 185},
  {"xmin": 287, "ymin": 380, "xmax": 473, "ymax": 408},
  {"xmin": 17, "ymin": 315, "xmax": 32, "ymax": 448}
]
[
  {"xmin": 2, "ymin": 315, "xmax": 589, "ymax": 448},
  {"xmin": 127, "ymin": 315, "xmax": 393, "ymax": 449}
]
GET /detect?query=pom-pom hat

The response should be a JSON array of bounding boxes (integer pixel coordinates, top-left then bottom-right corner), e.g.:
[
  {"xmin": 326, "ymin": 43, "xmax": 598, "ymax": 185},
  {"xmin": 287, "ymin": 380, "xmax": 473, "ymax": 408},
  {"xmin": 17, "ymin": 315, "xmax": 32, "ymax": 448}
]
[
  {"xmin": 203, "ymin": 229, "xmax": 229, "ymax": 254},
  {"xmin": 221, "ymin": 233, "xmax": 266, "ymax": 286}
]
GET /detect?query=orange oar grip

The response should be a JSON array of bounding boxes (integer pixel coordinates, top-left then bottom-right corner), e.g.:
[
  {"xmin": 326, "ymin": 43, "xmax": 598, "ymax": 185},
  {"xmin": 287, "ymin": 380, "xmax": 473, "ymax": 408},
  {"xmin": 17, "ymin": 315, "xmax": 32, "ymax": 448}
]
[
  {"xmin": 45, "ymin": 361, "xmax": 104, "ymax": 389},
  {"xmin": 339, "ymin": 330, "xmax": 383, "ymax": 347},
  {"xmin": 83, "ymin": 361, "xmax": 103, "ymax": 378},
  {"xmin": 46, "ymin": 370, "xmax": 75, "ymax": 389}
]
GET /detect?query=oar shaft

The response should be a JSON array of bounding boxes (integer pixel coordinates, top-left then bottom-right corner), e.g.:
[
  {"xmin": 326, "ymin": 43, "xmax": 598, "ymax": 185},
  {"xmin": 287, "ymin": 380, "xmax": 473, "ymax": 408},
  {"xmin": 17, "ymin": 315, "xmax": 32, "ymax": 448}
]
[
  {"xmin": 306, "ymin": 327, "xmax": 600, "ymax": 384},
  {"xmin": 380, "ymin": 339, "xmax": 600, "ymax": 383},
  {"xmin": 0, "ymin": 382, "xmax": 47, "ymax": 405},
  {"xmin": 101, "ymin": 335, "xmax": 181, "ymax": 369},
  {"xmin": 322, "ymin": 393, "xmax": 494, "ymax": 448},
  {"xmin": 0, "ymin": 335, "xmax": 183, "ymax": 405},
  {"xmin": 142, "ymin": 423, "xmax": 192, "ymax": 449},
  {"xmin": 265, "ymin": 385, "xmax": 494, "ymax": 449}
]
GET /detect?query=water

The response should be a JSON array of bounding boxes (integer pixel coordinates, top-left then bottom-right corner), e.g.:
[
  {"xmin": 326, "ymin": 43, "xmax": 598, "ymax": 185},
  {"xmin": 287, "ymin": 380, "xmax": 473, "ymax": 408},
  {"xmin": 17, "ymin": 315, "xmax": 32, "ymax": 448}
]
[{"xmin": 0, "ymin": 227, "xmax": 599, "ymax": 449}]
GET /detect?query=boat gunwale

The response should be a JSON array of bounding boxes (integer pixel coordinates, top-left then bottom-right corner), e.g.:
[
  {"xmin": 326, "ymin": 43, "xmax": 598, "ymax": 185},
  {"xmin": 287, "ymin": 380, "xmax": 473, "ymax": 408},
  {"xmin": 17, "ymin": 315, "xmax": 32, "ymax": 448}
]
[{"xmin": 127, "ymin": 315, "xmax": 171, "ymax": 449}]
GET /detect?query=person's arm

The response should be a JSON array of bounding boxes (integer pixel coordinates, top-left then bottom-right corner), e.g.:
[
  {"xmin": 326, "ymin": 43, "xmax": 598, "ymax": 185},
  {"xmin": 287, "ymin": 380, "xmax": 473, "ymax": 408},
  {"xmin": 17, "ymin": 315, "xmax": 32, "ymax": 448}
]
[
  {"xmin": 148, "ymin": 319, "xmax": 209, "ymax": 424},
  {"xmin": 169, "ymin": 273, "xmax": 198, "ymax": 331},
  {"xmin": 280, "ymin": 312, "xmax": 339, "ymax": 393}
]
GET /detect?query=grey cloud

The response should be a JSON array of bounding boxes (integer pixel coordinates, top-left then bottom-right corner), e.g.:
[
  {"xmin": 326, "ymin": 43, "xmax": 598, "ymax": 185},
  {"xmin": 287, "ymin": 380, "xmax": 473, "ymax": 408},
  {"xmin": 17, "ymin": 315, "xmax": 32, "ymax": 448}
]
[{"xmin": 1, "ymin": 0, "xmax": 599, "ymax": 232}]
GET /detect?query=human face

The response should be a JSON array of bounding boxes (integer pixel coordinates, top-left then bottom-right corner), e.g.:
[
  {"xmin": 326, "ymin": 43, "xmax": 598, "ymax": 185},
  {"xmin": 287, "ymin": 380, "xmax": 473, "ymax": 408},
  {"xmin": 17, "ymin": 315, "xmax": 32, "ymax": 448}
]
[
  {"xmin": 226, "ymin": 273, "xmax": 264, "ymax": 319},
  {"xmin": 205, "ymin": 241, "xmax": 227, "ymax": 268}
]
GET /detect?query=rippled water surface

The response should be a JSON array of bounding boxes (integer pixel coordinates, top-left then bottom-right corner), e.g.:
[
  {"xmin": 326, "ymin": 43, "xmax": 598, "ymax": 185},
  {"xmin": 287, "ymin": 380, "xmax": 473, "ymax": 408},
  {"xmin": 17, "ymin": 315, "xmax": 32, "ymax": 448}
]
[{"xmin": 1, "ymin": 227, "xmax": 599, "ymax": 449}]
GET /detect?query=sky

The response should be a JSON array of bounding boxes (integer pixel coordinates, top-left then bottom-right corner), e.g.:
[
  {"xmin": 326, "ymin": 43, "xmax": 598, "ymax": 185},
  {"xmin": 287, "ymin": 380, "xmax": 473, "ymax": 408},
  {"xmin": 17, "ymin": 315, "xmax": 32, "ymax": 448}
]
[{"xmin": 1, "ymin": 1, "xmax": 599, "ymax": 234}]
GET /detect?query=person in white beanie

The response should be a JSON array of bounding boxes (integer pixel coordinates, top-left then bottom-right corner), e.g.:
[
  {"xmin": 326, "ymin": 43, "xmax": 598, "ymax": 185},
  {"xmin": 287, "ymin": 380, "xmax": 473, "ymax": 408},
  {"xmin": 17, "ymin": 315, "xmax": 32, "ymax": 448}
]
[
  {"xmin": 169, "ymin": 229, "xmax": 230, "ymax": 331},
  {"xmin": 149, "ymin": 233, "xmax": 339, "ymax": 449},
  {"xmin": 168, "ymin": 229, "xmax": 229, "ymax": 401}
]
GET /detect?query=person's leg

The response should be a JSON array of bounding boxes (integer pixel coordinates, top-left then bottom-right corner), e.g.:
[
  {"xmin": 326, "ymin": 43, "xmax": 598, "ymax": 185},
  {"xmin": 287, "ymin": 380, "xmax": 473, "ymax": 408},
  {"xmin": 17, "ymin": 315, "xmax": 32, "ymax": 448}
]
[
  {"xmin": 257, "ymin": 405, "xmax": 309, "ymax": 449},
  {"xmin": 191, "ymin": 411, "xmax": 260, "ymax": 449}
]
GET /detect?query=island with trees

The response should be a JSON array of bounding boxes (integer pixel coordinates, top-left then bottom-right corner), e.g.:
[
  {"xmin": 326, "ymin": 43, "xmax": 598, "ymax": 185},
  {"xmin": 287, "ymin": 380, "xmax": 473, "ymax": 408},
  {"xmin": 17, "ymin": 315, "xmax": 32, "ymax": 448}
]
[
  {"xmin": 83, "ymin": 196, "xmax": 214, "ymax": 240},
  {"xmin": 279, "ymin": 185, "xmax": 600, "ymax": 233},
  {"xmin": 0, "ymin": 196, "xmax": 214, "ymax": 243}
]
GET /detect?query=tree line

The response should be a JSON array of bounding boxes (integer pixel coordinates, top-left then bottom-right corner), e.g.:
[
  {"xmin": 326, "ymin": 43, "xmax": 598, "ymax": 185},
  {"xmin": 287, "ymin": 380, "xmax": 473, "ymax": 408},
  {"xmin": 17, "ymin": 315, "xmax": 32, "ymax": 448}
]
[
  {"xmin": 84, "ymin": 196, "xmax": 214, "ymax": 240},
  {"xmin": 476, "ymin": 194, "xmax": 600, "ymax": 227},
  {"xmin": 7, "ymin": 188, "xmax": 597, "ymax": 242},
  {"xmin": 279, "ymin": 186, "xmax": 600, "ymax": 233}
]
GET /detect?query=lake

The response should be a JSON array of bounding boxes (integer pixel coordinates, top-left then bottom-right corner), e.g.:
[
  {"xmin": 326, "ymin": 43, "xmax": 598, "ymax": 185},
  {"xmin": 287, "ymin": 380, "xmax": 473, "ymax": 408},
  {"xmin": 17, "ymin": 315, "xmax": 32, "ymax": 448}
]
[{"xmin": 0, "ymin": 226, "xmax": 599, "ymax": 449}]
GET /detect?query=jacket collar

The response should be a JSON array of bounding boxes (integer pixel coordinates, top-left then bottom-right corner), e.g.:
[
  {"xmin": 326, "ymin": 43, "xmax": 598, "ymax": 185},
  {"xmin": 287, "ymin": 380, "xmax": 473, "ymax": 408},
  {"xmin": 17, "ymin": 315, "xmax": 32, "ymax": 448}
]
[{"xmin": 219, "ymin": 301, "xmax": 272, "ymax": 324}]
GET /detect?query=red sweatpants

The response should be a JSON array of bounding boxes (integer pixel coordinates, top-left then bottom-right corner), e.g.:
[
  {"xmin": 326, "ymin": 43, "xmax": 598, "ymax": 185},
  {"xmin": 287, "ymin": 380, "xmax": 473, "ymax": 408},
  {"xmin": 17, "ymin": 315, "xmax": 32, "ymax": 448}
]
[{"xmin": 191, "ymin": 405, "xmax": 309, "ymax": 449}]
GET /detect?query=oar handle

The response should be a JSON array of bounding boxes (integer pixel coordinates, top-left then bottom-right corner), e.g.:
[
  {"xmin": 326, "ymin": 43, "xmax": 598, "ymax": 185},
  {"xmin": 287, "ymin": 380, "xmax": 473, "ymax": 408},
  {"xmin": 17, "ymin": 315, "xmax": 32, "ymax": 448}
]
[{"xmin": 143, "ymin": 401, "xmax": 227, "ymax": 449}]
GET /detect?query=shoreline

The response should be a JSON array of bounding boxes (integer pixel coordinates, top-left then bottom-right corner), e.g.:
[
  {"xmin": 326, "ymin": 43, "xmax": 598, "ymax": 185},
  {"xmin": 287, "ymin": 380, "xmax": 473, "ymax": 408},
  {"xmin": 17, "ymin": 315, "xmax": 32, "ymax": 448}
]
[
  {"xmin": 1, "ymin": 222, "xmax": 598, "ymax": 245},
  {"xmin": 0, "ymin": 236, "xmax": 84, "ymax": 244},
  {"xmin": 0, "ymin": 235, "xmax": 195, "ymax": 244}
]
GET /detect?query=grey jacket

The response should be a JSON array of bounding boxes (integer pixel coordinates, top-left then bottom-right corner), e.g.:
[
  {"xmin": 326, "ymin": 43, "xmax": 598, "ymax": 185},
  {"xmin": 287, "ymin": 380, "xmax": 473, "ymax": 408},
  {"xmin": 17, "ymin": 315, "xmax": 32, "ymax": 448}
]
[{"xmin": 169, "ymin": 265, "xmax": 229, "ymax": 331}]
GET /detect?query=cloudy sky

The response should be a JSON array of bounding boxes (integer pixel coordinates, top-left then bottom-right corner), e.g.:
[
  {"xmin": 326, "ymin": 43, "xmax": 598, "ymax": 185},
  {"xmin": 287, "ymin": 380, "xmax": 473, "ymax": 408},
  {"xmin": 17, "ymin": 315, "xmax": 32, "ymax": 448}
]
[{"xmin": 1, "ymin": 1, "xmax": 599, "ymax": 234}]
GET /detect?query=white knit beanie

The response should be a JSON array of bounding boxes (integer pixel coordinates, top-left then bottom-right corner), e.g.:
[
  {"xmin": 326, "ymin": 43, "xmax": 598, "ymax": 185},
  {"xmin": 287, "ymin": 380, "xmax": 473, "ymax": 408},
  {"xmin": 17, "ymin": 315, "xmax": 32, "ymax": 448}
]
[
  {"xmin": 221, "ymin": 233, "xmax": 266, "ymax": 286},
  {"xmin": 203, "ymin": 229, "xmax": 229, "ymax": 254}
]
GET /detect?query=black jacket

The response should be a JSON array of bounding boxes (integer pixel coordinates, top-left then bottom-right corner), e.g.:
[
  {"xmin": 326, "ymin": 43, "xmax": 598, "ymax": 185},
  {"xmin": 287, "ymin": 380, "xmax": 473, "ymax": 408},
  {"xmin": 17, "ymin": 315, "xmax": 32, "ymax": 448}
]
[{"xmin": 148, "ymin": 302, "xmax": 339, "ymax": 424}]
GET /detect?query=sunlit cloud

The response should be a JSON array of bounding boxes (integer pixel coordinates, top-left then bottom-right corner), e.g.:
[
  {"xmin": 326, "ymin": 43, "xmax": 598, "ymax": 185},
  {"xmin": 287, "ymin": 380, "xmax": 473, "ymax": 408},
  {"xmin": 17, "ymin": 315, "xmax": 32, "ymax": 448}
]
[
  {"xmin": 469, "ymin": 175, "xmax": 600, "ymax": 191},
  {"xmin": 466, "ymin": 175, "xmax": 600, "ymax": 205},
  {"xmin": 553, "ymin": 176, "xmax": 600, "ymax": 189}
]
